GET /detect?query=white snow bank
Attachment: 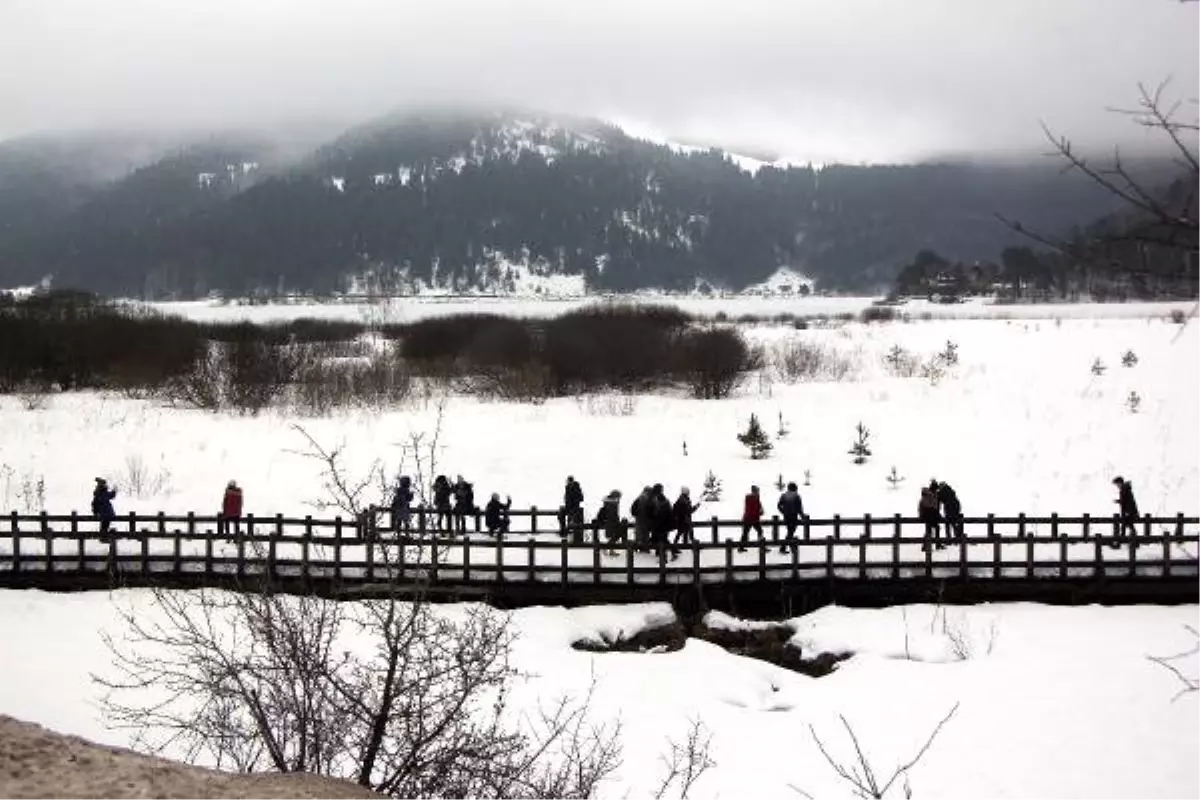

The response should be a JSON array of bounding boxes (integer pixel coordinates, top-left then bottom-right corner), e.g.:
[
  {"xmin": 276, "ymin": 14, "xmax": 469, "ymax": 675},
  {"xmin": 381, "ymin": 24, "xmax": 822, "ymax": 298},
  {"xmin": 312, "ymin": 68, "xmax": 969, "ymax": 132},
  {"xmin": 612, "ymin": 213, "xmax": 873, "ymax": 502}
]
[
  {"xmin": 702, "ymin": 609, "xmax": 787, "ymax": 633},
  {"xmin": 518, "ymin": 602, "xmax": 677, "ymax": 650}
]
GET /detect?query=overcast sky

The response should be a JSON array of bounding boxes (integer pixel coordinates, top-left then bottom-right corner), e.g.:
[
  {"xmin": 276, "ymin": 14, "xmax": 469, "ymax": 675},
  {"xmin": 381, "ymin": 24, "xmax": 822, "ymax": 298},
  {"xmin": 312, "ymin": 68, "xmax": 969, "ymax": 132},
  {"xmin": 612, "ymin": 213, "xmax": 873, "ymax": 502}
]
[{"xmin": 1, "ymin": 0, "xmax": 1196, "ymax": 163}]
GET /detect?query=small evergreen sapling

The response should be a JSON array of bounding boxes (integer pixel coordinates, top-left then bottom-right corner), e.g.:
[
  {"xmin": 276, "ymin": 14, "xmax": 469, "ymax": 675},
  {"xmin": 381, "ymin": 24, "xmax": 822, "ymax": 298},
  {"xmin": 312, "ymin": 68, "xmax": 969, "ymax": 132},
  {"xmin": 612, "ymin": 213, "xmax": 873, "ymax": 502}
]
[
  {"xmin": 939, "ymin": 340, "xmax": 960, "ymax": 366},
  {"xmin": 849, "ymin": 422, "xmax": 872, "ymax": 465},
  {"xmin": 1121, "ymin": 350, "xmax": 1138, "ymax": 368},
  {"xmin": 886, "ymin": 466, "xmax": 905, "ymax": 490},
  {"xmin": 1091, "ymin": 358, "xmax": 1107, "ymax": 376},
  {"xmin": 1127, "ymin": 391, "xmax": 1142, "ymax": 413},
  {"xmin": 775, "ymin": 473, "xmax": 785, "ymax": 491},
  {"xmin": 803, "ymin": 469, "xmax": 812, "ymax": 487},
  {"xmin": 777, "ymin": 411, "xmax": 790, "ymax": 439},
  {"xmin": 737, "ymin": 413, "xmax": 773, "ymax": 460},
  {"xmin": 701, "ymin": 470, "xmax": 723, "ymax": 502}
]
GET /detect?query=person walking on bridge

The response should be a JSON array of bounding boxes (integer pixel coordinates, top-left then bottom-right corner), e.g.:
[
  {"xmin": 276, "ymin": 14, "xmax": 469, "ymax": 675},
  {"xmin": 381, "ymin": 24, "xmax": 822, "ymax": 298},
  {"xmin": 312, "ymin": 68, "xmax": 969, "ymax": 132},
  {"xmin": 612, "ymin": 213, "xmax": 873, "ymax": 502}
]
[
  {"xmin": 218, "ymin": 480, "xmax": 243, "ymax": 536},
  {"xmin": 738, "ymin": 485, "xmax": 764, "ymax": 552},
  {"xmin": 391, "ymin": 475, "xmax": 413, "ymax": 533},
  {"xmin": 433, "ymin": 475, "xmax": 453, "ymax": 533},
  {"xmin": 672, "ymin": 487, "xmax": 701, "ymax": 554},
  {"xmin": 562, "ymin": 475, "xmax": 585, "ymax": 538},
  {"xmin": 933, "ymin": 479, "xmax": 964, "ymax": 540},
  {"xmin": 919, "ymin": 485, "xmax": 943, "ymax": 551},
  {"xmin": 485, "ymin": 493, "xmax": 511, "ymax": 535},
  {"xmin": 92, "ymin": 477, "xmax": 117, "ymax": 536},
  {"xmin": 777, "ymin": 482, "xmax": 804, "ymax": 552},
  {"xmin": 1112, "ymin": 476, "xmax": 1140, "ymax": 546}
]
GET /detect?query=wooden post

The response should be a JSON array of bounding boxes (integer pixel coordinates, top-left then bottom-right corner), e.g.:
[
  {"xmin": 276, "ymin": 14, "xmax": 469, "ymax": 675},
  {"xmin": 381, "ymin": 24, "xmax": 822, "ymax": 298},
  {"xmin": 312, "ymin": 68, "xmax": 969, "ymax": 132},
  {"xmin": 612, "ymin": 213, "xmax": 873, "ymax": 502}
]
[
  {"xmin": 12, "ymin": 511, "xmax": 21, "ymax": 574},
  {"xmin": 1093, "ymin": 537, "xmax": 1104, "ymax": 578},
  {"xmin": 1082, "ymin": 513, "xmax": 1091, "ymax": 539},
  {"xmin": 527, "ymin": 538, "xmax": 536, "ymax": 583},
  {"xmin": 803, "ymin": 514, "xmax": 811, "ymax": 541},
  {"xmin": 825, "ymin": 539, "xmax": 834, "ymax": 580},
  {"xmin": 397, "ymin": 529, "xmax": 407, "ymax": 582},
  {"xmin": 992, "ymin": 535, "xmax": 1000, "ymax": 579},
  {"xmin": 1050, "ymin": 512, "xmax": 1059, "ymax": 539},
  {"xmin": 1175, "ymin": 513, "xmax": 1185, "ymax": 539},
  {"xmin": 237, "ymin": 515, "xmax": 248, "ymax": 582},
  {"xmin": 925, "ymin": 537, "xmax": 933, "ymax": 578},
  {"xmin": 694, "ymin": 541, "xmax": 703, "ymax": 585},
  {"xmin": 1025, "ymin": 536, "xmax": 1034, "ymax": 578},
  {"xmin": 833, "ymin": 514, "xmax": 841, "ymax": 540},
  {"xmin": 128, "ymin": 511, "xmax": 136, "ymax": 535},
  {"xmin": 659, "ymin": 541, "xmax": 668, "ymax": 585},
  {"xmin": 73, "ymin": 511, "xmax": 83, "ymax": 573},
  {"xmin": 1018, "ymin": 512, "xmax": 1027, "ymax": 538},
  {"xmin": 463, "ymin": 537, "xmax": 472, "ymax": 583},
  {"xmin": 1163, "ymin": 529, "xmax": 1172, "ymax": 578},
  {"xmin": 205, "ymin": 533, "xmax": 214, "ymax": 578},
  {"xmin": 858, "ymin": 535, "xmax": 866, "ymax": 580},
  {"xmin": 495, "ymin": 533, "xmax": 504, "ymax": 582},
  {"xmin": 757, "ymin": 538, "xmax": 766, "ymax": 581},
  {"xmin": 180, "ymin": 513, "xmax": 192, "ymax": 577},
  {"xmin": 39, "ymin": 511, "xmax": 51, "ymax": 572},
  {"xmin": 431, "ymin": 536, "xmax": 440, "ymax": 583},
  {"xmin": 958, "ymin": 534, "xmax": 968, "ymax": 579},
  {"xmin": 724, "ymin": 541, "xmax": 734, "ymax": 583},
  {"xmin": 710, "ymin": 516, "xmax": 719, "ymax": 544},
  {"xmin": 272, "ymin": 515, "xmax": 283, "ymax": 583},
  {"xmin": 334, "ymin": 516, "xmax": 344, "ymax": 582},
  {"xmin": 418, "ymin": 505, "xmax": 427, "ymax": 535},
  {"xmin": 141, "ymin": 521, "xmax": 152, "ymax": 575},
  {"xmin": 593, "ymin": 540, "xmax": 601, "ymax": 585},
  {"xmin": 627, "ymin": 542, "xmax": 636, "ymax": 585},
  {"xmin": 531, "ymin": 506, "xmax": 539, "ymax": 534},
  {"xmin": 560, "ymin": 538, "xmax": 570, "ymax": 585},
  {"xmin": 864, "ymin": 513, "xmax": 872, "ymax": 540},
  {"xmin": 1059, "ymin": 536, "xmax": 1068, "ymax": 579},
  {"xmin": 892, "ymin": 514, "xmax": 902, "ymax": 579},
  {"xmin": 987, "ymin": 513, "xmax": 995, "ymax": 539},
  {"xmin": 302, "ymin": 516, "xmax": 312, "ymax": 587},
  {"xmin": 770, "ymin": 514, "xmax": 779, "ymax": 543}
]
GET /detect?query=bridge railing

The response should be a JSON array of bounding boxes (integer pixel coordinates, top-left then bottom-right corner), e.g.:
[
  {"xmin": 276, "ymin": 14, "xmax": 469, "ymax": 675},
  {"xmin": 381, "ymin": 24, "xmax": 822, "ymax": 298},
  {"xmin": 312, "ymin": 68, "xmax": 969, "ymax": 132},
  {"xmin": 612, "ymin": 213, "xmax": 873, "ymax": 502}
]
[{"xmin": 0, "ymin": 510, "xmax": 1196, "ymax": 588}]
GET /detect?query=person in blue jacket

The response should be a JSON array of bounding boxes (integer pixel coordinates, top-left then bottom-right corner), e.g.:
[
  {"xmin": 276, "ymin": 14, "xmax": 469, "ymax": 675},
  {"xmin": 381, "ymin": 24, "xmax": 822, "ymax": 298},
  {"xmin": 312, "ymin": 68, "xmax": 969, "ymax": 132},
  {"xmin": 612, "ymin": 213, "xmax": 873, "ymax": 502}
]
[{"xmin": 92, "ymin": 477, "xmax": 117, "ymax": 534}]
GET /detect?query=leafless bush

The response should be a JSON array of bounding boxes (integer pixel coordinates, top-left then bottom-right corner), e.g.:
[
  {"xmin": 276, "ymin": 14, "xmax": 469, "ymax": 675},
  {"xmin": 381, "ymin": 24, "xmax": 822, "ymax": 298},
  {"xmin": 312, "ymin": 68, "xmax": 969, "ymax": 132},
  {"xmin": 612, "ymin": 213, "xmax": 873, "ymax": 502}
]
[
  {"xmin": 577, "ymin": 391, "xmax": 639, "ymax": 417},
  {"xmin": 17, "ymin": 382, "xmax": 52, "ymax": 411},
  {"xmin": 398, "ymin": 398, "xmax": 448, "ymax": 507},
  {"xmin": 773, "ymin": 341, "xmax": 857, "ymax": 382},
  {"xmin": 883, "ymin": 346, "xmax": 920, "ymax": 378},
  {"xmin": 653, "ymin": 719, "xmax": 717, "ymax": 800},
  {"xmin": 1147, "ymin": 624, "xmax": 1198, "ymax": 702},
  {"xmin": 799, "ymin": 703, "xmax": 959, "ymax": 799},
  {"xmin": 117, "ymin": 454, "xmax": 173, "ymax": 499},
  {"xmin": 1, "ymin": 466, "xmax": 48, "ymax": 513}
]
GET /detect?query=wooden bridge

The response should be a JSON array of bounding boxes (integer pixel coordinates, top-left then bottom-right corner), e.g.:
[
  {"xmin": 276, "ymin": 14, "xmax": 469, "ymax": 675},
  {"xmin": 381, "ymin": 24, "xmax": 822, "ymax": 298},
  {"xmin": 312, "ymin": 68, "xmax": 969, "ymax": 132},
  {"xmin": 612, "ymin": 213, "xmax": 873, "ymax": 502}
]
[{"xmin": 0, "ymin": 509, "xmax": 1196, "ymax": 615}]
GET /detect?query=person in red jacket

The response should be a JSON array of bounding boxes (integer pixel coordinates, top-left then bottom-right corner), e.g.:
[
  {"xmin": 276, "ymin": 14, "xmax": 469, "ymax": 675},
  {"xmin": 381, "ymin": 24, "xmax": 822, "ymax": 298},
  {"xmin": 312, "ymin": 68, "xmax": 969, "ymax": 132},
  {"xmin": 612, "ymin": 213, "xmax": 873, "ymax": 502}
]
[
  {"xmin": 739, "ymin": 485, "xmax": 764, "ymax": 551},
  {"xmin": 219, "ymin": 480, "xmax": 244, "ymax": 535}
]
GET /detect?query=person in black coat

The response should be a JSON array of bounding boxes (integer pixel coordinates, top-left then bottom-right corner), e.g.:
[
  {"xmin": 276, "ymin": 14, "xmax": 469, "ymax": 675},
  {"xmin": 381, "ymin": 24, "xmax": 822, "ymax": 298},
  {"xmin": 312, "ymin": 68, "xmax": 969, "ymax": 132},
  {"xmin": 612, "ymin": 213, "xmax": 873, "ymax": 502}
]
[
  {"xmin": 933, "ymin": 480, "xmax": 964, "ymax": 540},
  {"xmin": 594, "ymin": 490, "xmax": 626, "ymax": 547},
  {"xmin": 1112, "ymin": 476, "xmax": 1140, "ymax": 543},
  {"xmin": 562, "ymin": 475, "xmax": 584, "ymax": 534},
  {"xmin": 484, "ymin": 493, "xmax": 511, "ymax": 535},
  {"xmin": 919, "ymin": 485, "xmax": 943, "ymax": 551},
  {"xmin": 631, "ymin": 486, "xmax": 653, "ymax": 551},
  {"xmin": 433, "ymin": 475, "xmax": 453, "ymax": 533},
  {"xmin": 391, "ymin": 475, "xmax": 413, "ymax": 533},
  {"xmin": 672, "ymin": 487, "xmax": 702, "ymax": 552},
  {"xmin": 649, "ymin": 484, "xmax": 674, "ymax": 559},
  {"xmin": 453, "ymin": 475, "xmax": 475, "ymax": 534},
  {"xmin": 91, "ymin": 477, "xmax": 117, "ymax": 535},
  {"xmin": 777, "ymin": 482, "xmax": 805, "ymax": 551}
]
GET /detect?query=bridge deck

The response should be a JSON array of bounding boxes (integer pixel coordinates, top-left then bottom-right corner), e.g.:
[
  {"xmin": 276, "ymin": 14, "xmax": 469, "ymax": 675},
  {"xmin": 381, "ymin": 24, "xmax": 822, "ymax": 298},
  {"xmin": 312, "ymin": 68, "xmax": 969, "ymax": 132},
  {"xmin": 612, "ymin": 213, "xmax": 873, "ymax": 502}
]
[{"xmin": 2, "ymin": 511, "xmax": 1196, "ymax": 613}]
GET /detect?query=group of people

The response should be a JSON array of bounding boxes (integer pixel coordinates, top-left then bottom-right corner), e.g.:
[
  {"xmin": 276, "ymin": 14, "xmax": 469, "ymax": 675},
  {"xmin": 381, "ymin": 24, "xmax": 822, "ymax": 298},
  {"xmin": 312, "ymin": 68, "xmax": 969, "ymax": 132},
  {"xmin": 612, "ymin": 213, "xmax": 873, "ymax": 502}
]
[
  {"xmin": 389, "ymin": 473, "xmax": 513, "ymax": 537},
  {"xmin": 84, "ymin": 471, "xmax": 1144, "ymax": 549}
]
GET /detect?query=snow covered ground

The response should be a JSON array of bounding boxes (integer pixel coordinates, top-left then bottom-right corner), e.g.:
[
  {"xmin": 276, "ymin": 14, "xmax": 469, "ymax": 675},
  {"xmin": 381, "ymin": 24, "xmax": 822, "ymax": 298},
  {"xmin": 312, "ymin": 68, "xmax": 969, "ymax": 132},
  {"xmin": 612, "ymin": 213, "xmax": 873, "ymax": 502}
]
[
  {"xmin": 0, "ymin": 305, "xmax": 1196, "ymax": 796},
  {"xmin": 142, "ymin": 295, "xmax": 1196, "ymax": 326},
  {"xmin": 0, "ymin": 591, "xmax": 1195, "ymax": 798},
  {"xmin": 1, "ymin": 315, "xmax": 1194, "ymax": 522}
]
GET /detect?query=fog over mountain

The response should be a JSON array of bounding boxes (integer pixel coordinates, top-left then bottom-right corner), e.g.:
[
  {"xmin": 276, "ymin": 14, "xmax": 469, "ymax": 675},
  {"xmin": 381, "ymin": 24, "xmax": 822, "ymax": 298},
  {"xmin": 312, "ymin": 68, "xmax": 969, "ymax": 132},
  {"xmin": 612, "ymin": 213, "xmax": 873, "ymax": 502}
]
[{"xmin": 1, "ymin": 0, "xmax": 1195, "ymax": 164}]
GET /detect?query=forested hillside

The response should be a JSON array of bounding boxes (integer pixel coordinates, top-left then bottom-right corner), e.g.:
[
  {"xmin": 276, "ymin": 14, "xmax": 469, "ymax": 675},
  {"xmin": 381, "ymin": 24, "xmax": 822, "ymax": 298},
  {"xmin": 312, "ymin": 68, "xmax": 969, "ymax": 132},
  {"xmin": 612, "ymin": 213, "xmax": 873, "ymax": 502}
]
[{"xmin": 0, "ymin": 111, "xmax": 1147, "ymax": 298}]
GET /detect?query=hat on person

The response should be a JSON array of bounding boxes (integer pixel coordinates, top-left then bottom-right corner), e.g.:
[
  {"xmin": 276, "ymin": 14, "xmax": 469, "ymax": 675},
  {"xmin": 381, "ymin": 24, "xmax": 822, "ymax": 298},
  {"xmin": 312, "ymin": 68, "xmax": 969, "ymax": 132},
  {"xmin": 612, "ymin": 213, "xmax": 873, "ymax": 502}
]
[
  {"xmin": 1112, "ymin": 476, "xmax": 1125, "ymax": 485},
  {"xmin": 681, "ymin": 486, "xmax": 690, "ymax": 495},
  {"xmin": 228, "ymin": 480, "xmax": 238, "ymax": 489}
]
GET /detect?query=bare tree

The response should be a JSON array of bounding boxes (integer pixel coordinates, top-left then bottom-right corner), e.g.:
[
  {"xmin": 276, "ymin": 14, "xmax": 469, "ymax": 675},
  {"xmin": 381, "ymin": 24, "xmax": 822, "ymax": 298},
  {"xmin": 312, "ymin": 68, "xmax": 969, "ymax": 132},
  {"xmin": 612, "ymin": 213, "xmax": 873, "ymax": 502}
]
[
  {"xmin": 396, "ymin": 396, "xmax": 448, "ymax": 507},
  {"xmin": 654, "ymin": 718, "xmax": 718, "ymax": 800},
  {"xmin": 95, "ymin": 426, "xmax": 623, "ymax": 798},
  {"xmin": 1147, "ymin": 624, "xmax": 1199, "ymax": 702},
  {"xmin": 797, "ymin": 703, "xmax": 960, "ymax": 799}
]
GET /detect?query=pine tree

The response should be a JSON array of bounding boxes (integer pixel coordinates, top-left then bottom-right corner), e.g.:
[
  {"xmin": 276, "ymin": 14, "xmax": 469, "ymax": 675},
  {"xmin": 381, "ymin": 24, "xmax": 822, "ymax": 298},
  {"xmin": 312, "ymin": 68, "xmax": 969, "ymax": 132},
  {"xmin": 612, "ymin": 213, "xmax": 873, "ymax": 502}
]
[
  {"xmin": 849, "ymin": 422, "xmax": 872, "ymax": 465},
  {"xmin": 1091, "ymin": 358, "xmax": 1107, "ymax": 376},
  {"xmin": 775, "ymin": 473, "xmax": 785, "ymax": 491},
  {"xmin": 1121, "ymin": 350, "xmax": 1138, "ymax": 368},
  {"xmin": 737, "ymin": 413, "xmax": 773, "ymax": 460},
  {"xmin": 777, "ymin": 411, "xmax": 789, "ymax": 439},
  {"xmin": 886, "ymin": 466, "xmax": 905, "ymax": 489},
  {"xmin": 701, "ymin": 470, "xmax": 723, "ymax": 502}
]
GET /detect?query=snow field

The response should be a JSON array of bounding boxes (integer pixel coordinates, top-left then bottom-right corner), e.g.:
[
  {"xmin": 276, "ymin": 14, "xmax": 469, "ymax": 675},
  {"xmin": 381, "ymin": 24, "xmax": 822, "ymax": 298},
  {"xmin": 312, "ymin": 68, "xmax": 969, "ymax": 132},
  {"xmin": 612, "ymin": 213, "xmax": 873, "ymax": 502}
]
[
  {"xmin": 0, "ymin": 308, "xmax": 1195, "ymax": 797},
  {"xmin": 0, "ymin": 591, "xmax": 1195, "ymax": 798}
]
